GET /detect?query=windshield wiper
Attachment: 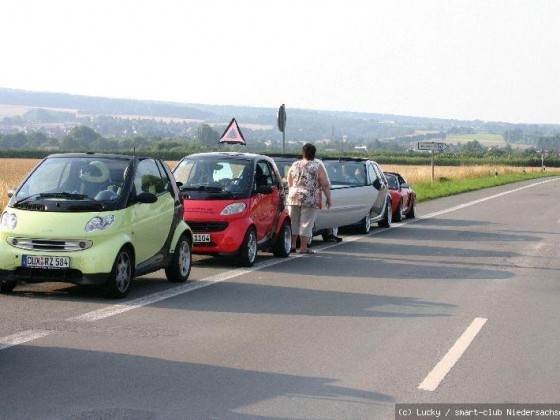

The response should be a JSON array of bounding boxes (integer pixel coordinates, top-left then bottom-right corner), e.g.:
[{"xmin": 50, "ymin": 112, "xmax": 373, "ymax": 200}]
[{"xmin": 13, "ymin": 194, "xmax": 39, "ymax": 207}]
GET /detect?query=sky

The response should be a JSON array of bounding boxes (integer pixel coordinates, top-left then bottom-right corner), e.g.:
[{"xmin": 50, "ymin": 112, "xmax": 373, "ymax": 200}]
[{"xmin": 2, "ymin": 0, "xmax": 560, "ymax": 124}]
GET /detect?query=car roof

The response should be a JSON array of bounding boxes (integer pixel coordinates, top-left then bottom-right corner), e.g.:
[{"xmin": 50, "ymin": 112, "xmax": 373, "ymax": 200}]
[
  {"xmin": 184, "ymin": 152, "xmax": 273, "ymax": 162},
  {"xmin": 46, "ymin": 152, "xmax": 137, "ymax": 161}
]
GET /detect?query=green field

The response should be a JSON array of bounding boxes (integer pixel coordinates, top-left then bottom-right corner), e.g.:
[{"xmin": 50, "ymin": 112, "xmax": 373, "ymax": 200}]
[{"xmin": 446, "ymin": 132, "xmax": 505, "ymax": 146}]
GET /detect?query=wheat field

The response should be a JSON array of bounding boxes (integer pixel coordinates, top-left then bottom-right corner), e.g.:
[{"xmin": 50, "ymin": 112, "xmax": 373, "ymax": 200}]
[{"xmin": 0, "ymin": 158, "xmax": 546, "ymax": 210}]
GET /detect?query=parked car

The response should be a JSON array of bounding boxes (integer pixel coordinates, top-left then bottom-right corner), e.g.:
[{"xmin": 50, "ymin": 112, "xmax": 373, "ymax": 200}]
[
  {"xmin": 320, "ymin": 158, "xmax": 392, "ymax": 234},
  {"xmin": 385, "ymin": 171, "xmax": 417, "ymax": 221},
  {"xmin": 270, "ymin": 156, "xmax": 392, "ymax": 236},
  {"xmin": 0, "ymin": 153, "xmax": 193, "ymax": 298},
  {"xmin": 172, "ymin": 152, "xmax": 292, "ymax": 267}
]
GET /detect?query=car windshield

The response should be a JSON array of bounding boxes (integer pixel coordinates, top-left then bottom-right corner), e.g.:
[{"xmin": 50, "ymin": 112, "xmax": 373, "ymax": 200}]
[
  {"xmin": 173, "ymin": 157, "xmax": 252, "ymax": 196},
  {"xmin": 15, "ymin": 156, "xmax": 131, "ymax": 203},
  {"xmin": 386, "ymin": 174, "xmax": 399, "ymax": 189}
]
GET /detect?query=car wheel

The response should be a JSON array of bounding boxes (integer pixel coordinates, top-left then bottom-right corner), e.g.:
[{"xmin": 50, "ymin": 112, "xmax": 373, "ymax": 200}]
[
  {"xmin": 407, "ymin": 198, "xmax": 417, "ymax": 219},
  {"xmin": 238, "ymin": 227, "xmax": 257, "ymax": 267},
  {"xmin": 393, "ymin": 200, "xmax": 403, "ymax": 222},
  {"xmin": 378, "ymin": 200, "xmax": 392, "ymax": 228},
  {"xmin": 359, "ymin": 211, "xmax": 372, "ymax": 234},
  {"xmin": 165, "ymin": 234, "xmax": 192, "ymax": 283},
  {"xmin": 0, "ymin": 279, "xmax": 17, "ymax": 294},
  {"xmin": 103, "ymin": 247, "xmax": 133, "ymax": 298},
  {"xmin": 273, "ymin": 220, "xmax": 292, "ymax": 257}
]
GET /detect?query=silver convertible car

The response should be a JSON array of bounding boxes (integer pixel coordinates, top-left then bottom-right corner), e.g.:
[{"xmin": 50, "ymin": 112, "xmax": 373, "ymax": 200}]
[{"xmin": 272, "ymin": 156, "xmax": 392, "ymax": 236}]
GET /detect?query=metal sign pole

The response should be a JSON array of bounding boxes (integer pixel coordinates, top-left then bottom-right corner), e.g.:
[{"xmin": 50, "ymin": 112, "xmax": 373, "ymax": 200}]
[{"xmin": 431, "ymin": 149, "xmax": 435, "ymax": 183}]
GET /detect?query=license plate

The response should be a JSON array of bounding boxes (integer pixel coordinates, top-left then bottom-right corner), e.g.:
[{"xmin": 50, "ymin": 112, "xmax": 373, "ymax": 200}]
[
  {"xmin": 193, "ymin": 233, "xmax": 211, "ymax": 243},
  {"xmin": 23, "ymin": 255, "xmax": 70, "ymax": 269}
]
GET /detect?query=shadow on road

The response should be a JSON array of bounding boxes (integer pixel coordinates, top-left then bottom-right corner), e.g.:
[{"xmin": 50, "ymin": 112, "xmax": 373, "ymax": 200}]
[{"xmin": 0, "ymin": 345, "xmax": 394, "ymax": 419}]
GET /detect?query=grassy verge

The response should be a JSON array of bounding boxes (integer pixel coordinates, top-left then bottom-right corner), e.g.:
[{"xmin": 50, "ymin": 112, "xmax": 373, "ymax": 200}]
[{"xmin": 412, "ymin": 171, "xmax": 560, "ymax": 202}]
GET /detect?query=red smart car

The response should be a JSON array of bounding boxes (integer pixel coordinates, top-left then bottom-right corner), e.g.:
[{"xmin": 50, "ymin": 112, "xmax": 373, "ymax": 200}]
[
  {"xmin": 172, "ymin": 153, "xmax": 292, "ymax": 266},
  {"xmin": 385, "ymin": 172, "xmax": 417, "ymax": 222}
]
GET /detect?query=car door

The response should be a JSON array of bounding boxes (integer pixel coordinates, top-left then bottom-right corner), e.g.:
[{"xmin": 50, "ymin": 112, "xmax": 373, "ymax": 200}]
[
  {"xmin": 369, "ymin": 163, "xmax": 387, "ymax": 217},
  {"xmin": 130, "ymin": 159, "xmax": 174, "ymax": 264},
  {"xmin": 250, "ymin": 160, "xmax": 278, "ymax": 241}
]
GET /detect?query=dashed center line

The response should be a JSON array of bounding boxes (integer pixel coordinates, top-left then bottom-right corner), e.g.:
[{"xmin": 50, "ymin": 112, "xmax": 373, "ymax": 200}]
[{"xmin": 419, "ymin": 317, "xmax": 488, "ymax": 391}]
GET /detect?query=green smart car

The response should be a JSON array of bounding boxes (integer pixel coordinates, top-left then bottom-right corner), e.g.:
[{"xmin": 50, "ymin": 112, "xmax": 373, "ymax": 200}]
[{"xmin": 0, "ymin": 153, "xmax": 193, "ymax": 298}]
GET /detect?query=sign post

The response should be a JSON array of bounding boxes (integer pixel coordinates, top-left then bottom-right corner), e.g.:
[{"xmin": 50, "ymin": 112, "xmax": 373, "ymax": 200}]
[
  {"xmin": 277, "ymin": 104, "xmax": 287, "ymax": 154},
  {"xmin": 417, "ymin": 141, "xmax": 449, "ymax": 182}
]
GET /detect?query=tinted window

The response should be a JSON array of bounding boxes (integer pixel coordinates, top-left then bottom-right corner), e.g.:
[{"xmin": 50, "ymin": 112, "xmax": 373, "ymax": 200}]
[{"xmin": 135, "ymin": 159, "xmax": 166, "ymax": 195}]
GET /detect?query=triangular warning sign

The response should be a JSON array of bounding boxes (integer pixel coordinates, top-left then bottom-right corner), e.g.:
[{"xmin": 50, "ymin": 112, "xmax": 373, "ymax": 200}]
[{"xmin": 218, "ymin": 118, "xmax": 246, "ymax": 145}]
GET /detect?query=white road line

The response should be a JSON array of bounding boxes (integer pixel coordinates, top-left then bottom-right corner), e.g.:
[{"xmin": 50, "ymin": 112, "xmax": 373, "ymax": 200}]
[
  {"xmin": 0, "ymin": 178, "xmax": 555, "ymax": 350},
  {"xmin": 419, "ymin": 317, "xmax": 488, "ymax": 391},
  {"xmin": 0, "ymin": 329, "xmax": 52, "ymax": 351}
]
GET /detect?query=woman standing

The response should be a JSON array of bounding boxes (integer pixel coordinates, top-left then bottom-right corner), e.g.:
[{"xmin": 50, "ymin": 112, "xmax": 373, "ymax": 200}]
[{"xmin": 287, "ymin": 143, "xmax": 331, "ymax": 254}]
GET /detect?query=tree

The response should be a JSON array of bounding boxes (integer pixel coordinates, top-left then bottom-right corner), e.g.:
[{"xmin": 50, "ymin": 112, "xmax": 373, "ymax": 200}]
[
  {"xmin": 195, "ymin": 124, "xmax": 219, "ymax": 147},
  {"xmin": 62, "ymin": 125, "xmax": 101, "ymax": 149}
]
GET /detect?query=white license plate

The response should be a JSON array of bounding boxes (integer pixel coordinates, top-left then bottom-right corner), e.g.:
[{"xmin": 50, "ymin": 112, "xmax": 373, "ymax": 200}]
[
  {"xmin": 23, "ymin": 255, "xmax": 70, "ymax": 269},
  {"xmin": 193, "ymin": 233, "xmax": 211, "ymax": 243}
]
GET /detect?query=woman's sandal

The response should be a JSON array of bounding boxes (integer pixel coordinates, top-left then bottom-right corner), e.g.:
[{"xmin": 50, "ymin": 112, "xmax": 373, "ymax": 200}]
[{"xmin": 298, "ymin": 249, "xmax": 315, "ymax": 254}]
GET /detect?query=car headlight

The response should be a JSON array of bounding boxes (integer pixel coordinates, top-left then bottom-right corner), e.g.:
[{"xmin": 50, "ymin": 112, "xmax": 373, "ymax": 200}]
[
  {"xmin": 220, "ymin": 203, "xmax": 247, "ymax": 216},
  {"xmin": 1, "ymin": 212, "xmax": 17, "ymax": 230},
  {"xmin": 85, "ymin": 215, "xmax": 115, "ymax": 232}
]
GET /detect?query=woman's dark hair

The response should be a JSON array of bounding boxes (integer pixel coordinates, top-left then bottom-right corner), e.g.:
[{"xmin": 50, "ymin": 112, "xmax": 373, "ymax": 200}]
[{"xmin": 302, "ymin": 143, "xmax": 316, "ymax": 160}]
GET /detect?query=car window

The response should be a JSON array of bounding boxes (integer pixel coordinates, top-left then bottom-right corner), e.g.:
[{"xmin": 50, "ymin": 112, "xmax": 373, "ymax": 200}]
[
  {"xmin": 16, "ymin": 157, "xmax": 129, "ymax": 202},
  {"xmin": 386, "ymin": 174, "xmax": 399, "ymax": 189},
  {"xmin": 255, "ymin": 161, "xmax": 274, "ymax": 188},
  {"xmin": 155, "ymin": 160, "xmax": 172, "ymax": 193},
  {"xmin": 135, "ymin": 159, "xmax": 166, "ymax": 195}
]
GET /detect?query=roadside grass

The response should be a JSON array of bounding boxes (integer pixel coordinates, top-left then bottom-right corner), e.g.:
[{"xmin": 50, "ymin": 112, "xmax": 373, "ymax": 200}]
[{"xmin": 411, "ymin": 170, "xmax": 560, "ymax": 202}]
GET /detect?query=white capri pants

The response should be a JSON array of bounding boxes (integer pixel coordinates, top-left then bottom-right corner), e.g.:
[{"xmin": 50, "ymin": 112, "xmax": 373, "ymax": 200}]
[{"xmin": 287, "ymin": 205, "xmax": 318, "ymax": 238}]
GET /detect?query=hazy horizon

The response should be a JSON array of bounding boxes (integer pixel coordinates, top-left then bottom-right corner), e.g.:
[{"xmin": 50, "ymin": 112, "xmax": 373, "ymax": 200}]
[{"xmin": 2, "ymin": 1, "xmax": 559, "ymax": 125}]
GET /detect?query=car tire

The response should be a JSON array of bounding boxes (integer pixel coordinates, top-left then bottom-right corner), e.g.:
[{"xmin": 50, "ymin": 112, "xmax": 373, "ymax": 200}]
[
  {"xmin": 165, "ymin": 234, "xmax": 192, "ymax": 283},
  {"xmin": 238, "ymin": 227, "xmax": 257, "ymax": 267},
  {"xmin": 407, "ymin": 198, "xmax": 417, "ymax": 219},
  {"xmin": 103, "ymin": 247, "xmax": 133, "ymax": 298},
  {"xmin": 359, "ymin": 211, "xmax": 372, "ymax": 234},
  {"xmin": 393, "ymin": 200, "xmax": 403, "ymax": 222},
  {"xmin": 273, "ymin": 220, "xmax": 292, "ymax": 258},
  {"xmin": 0, "ymin": 279, "xmax": 17, "ymax": 294},
  {"xmin": 378, "ymin": 200, "xmax": 392, "ymax": 228}
]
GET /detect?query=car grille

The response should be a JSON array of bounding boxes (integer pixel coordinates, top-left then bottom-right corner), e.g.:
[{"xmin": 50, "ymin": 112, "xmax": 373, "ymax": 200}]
[
  {"xmin": 17, "ymin": 203, "xmax": 47, "ymax": 211},
  {"xmin": 7, "ymin": 237, "xmax": 92, "ymax": 252},
  {"xmin": 186, "ymin": 221, "xmax": 229, "ymax": 232}
]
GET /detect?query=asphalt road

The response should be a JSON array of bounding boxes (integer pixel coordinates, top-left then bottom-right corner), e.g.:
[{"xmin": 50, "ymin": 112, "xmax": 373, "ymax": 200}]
[{"xmin": 1, "ymin": 177, "xmax": 559, "ymax": 419}]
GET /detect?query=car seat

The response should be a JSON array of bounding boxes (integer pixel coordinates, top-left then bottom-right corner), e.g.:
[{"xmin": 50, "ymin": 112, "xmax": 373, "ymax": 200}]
[
  {"xmin": 255, "ymin": 165, "xmax": 268, "ymax": 188},
  {"xmin": 79, "ymin": 161, "xmax": 111, "ymax": 198}
]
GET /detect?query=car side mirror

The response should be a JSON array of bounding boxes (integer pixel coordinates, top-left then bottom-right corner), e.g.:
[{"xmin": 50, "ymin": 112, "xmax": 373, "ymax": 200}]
[
  {"xmin": 255, "ymin": 185, "xmax": 273, "ymax": 195},
  {"xmin": 176, "ymin": 181, "xmax": 183, "ymax": 188},
  {"xmin": 136, "ymin": 192, "xmax": 158, "ymax": 204},
  {"xmin": 401, "ymin": 182, "xmax": 409, "ymax": 189},
  {"xmin": 372, "ymin": 179, "xmax": 382, "ymax": 190},
  {"xmin": 7, "ymin": 189, "xmax": 15, "ymax": 198}
]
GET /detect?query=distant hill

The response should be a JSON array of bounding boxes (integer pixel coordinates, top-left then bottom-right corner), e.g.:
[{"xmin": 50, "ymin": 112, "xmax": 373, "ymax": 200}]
[{"xmin": 1, "ymin": 87, "xmax": 559, "ymax": 149}]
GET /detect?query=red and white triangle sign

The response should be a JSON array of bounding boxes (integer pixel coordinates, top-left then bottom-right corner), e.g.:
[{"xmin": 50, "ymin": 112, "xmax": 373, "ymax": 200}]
[{"xmin": 219, "ymin": 118, "xmax": 246, "ymax": 145}]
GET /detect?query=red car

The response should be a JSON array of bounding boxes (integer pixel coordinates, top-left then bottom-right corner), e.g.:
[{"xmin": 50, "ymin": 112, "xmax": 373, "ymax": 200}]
[
  {"xmin": 385, "ymin": 172, "xmax": 417, "ymax": 222},
  {"xmin": 172, "ymin": 152, "xmax": 292, "ymax": 267}
]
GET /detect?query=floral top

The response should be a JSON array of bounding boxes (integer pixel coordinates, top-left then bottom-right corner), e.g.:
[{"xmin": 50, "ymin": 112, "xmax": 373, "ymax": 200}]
[{"xmin": 287, "ymin": 159, "xmax": 323, "ymax": 208}]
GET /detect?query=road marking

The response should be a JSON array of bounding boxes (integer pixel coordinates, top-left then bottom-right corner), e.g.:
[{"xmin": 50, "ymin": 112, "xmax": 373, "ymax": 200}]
[
  {"xmin": 419, "ymin": 317, "xmax": 487, "ymax": 391},
  {"xmin": 0, "ymin": 178, "xmax": 555, "ymax": 350},
  {"xmin": 0, "ymin": 329, "xmax": 51, "ymax": 351}
]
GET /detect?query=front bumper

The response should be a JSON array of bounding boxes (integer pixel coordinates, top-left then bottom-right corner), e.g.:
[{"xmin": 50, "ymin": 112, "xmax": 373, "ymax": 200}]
[
  {"xmin": 0, "ymin": 235, "xmax": 126, "ymax": 285},
  {"xmin": 188, "ymin": 218, "xmax": 250, "ymax": 254}
]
